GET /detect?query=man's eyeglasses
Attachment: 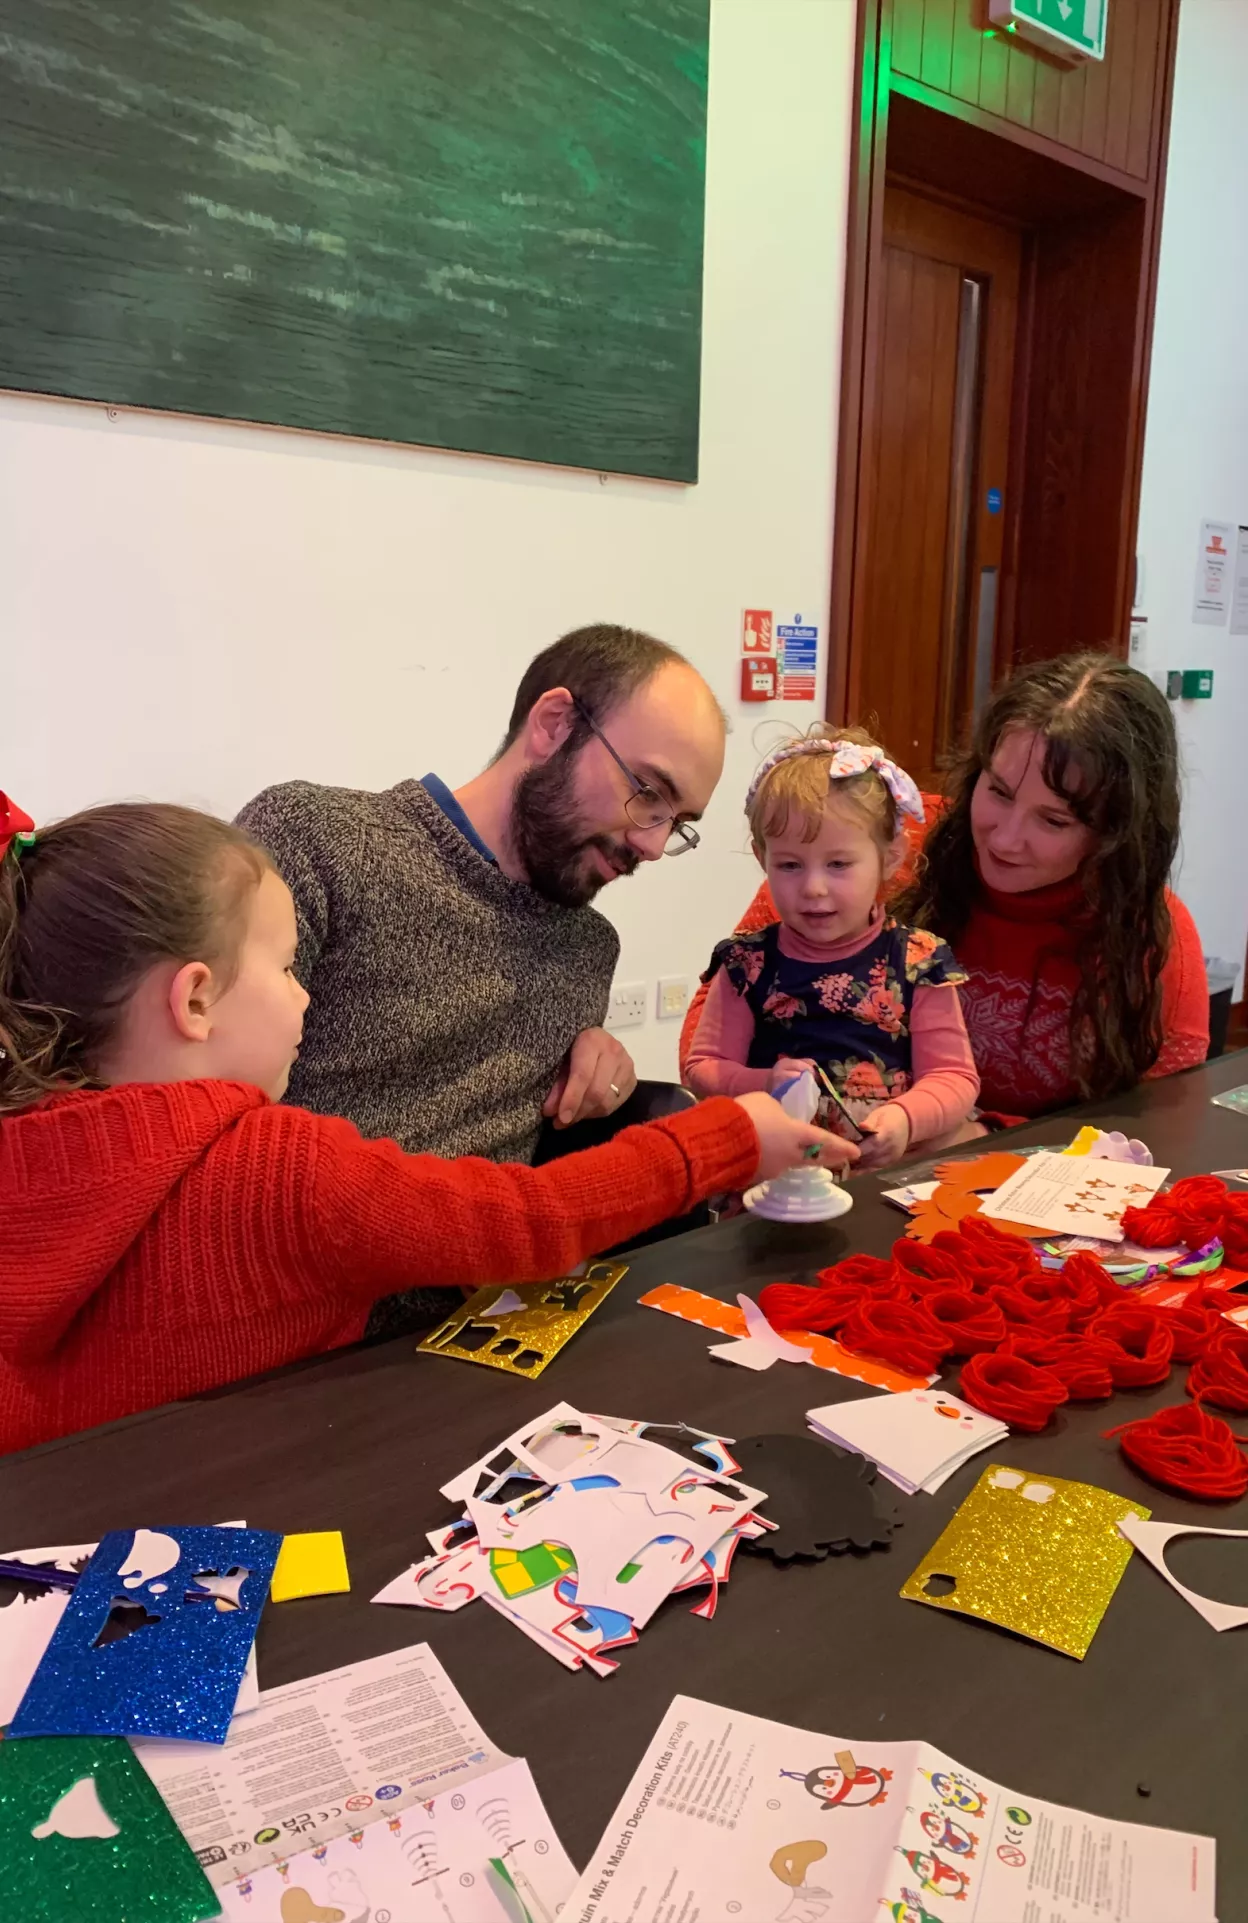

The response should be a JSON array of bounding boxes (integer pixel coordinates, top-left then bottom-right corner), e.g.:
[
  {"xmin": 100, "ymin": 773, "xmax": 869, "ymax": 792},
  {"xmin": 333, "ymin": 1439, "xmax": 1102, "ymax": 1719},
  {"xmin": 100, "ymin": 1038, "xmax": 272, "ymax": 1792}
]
[{"xmin": 572, "ymin": 698, "xmax": 700, "ymax": 856}]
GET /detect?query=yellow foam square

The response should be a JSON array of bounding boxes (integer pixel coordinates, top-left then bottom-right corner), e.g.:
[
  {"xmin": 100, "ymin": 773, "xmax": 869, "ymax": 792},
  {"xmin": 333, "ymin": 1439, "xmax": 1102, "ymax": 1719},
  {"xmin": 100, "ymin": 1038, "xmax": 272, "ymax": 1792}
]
[{"xmin": 270, "ymin": 1530, "xmax": 350, "ymax": 1603}]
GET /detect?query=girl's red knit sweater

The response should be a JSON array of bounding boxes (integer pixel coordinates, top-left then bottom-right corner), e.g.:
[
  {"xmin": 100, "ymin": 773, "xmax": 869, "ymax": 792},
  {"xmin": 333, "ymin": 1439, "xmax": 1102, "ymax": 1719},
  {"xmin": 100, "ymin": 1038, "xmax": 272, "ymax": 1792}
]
[{"xmin": 0, "ymin": 1082, "xmax": 758, "ymax": 1456}]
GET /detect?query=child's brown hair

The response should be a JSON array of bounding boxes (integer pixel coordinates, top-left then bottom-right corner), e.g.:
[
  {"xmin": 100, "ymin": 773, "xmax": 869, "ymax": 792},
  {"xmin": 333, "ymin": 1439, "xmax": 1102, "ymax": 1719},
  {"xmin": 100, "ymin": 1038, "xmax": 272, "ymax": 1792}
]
[
  {"xmin": 0, "ymin": 803, "xmax": 270, "ymax": 1115},
  {"xmin": 747, "ymin": 724, "xmax": 899, "ymax": 858}
]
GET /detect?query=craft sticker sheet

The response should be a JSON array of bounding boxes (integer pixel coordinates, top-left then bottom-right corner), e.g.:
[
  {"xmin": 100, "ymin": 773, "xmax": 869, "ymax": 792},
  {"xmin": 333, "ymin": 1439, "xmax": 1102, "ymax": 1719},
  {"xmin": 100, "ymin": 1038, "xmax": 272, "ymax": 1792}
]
[
  {"xmin": 217, "ymin": 1756, "xmax": 576, "ymax": 1923},
  {"xmin": 0, "ymin": 1733, "xmax": 218, "ymax": 1923},
  {"xmin": 9, "ymin": 1525, "xmax": 280, "ymax": 1743},
  {"xmin": 979, "ymin": 1151, "xmax": 1169, "ymax": 1243},
  {"xmin": 418, "ymin": 1261, "xmax": 627, "ymax": 1378},
  {"xmin": 900, "ymin": 1466, "xmax": 1150, "ymax": 1659},
  {"xmin": 565, "ymin": 1695, "xmax": 1216, "ymax": 1922},
  {"xmin": 639, "ymin": 1283, "xmax": 936, "ymax": 1390},
  {"xmin": 378, "ymin": 1406, "xmax": 771, "ymax": 1676}
]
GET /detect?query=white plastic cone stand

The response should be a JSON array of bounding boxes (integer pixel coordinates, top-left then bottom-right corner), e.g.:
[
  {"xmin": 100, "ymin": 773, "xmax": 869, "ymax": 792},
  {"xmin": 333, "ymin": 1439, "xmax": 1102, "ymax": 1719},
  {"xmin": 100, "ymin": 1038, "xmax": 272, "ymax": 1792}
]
[
  {"xmin": 744, "ymin": 1162, "xmax": 854, "ymax": 1223},
  {"xmin": 743, "ymin": 1067, "xmax": 856, "ymax": 1223}
]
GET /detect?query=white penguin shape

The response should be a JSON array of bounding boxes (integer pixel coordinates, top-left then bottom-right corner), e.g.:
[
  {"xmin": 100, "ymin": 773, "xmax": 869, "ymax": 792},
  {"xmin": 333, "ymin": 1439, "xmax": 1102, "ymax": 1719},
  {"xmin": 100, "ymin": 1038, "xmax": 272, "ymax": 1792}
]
[{"xmin": 32, "ymin": 1775, "xmax": 120, "ymax": 1841}]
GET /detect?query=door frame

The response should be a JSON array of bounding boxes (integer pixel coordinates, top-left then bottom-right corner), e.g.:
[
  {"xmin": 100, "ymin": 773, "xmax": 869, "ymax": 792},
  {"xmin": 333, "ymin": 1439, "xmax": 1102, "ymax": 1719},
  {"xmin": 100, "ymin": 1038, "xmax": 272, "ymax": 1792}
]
[
  {"xmin": 827, "ymin": 0, "xmax": 1181, "ymax": 728},
  {"xmin": 850, "ymin": 183, "xmax": 1022, "ymax": 778}
]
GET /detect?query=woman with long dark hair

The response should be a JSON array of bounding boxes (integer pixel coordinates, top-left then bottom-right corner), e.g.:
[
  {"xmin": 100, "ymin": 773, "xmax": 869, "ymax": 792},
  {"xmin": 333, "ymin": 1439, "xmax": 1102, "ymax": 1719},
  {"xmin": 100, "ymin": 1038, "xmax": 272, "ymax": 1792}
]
[
  {"xmin": 894, "ymin": 653, "xmax": 1207, "ymax": 1116},
  {"xmin": 681, "ymin": 654, "xmax": 1208, "ymax": 1121}
]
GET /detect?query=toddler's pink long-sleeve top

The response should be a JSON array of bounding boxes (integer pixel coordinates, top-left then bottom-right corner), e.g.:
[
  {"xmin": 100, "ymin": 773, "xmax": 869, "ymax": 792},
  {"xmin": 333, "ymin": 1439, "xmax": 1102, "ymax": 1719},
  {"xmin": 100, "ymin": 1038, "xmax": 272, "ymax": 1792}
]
[{"xmin": 685, "ymin": 921, "xmax": 979, "ymax": 1147}]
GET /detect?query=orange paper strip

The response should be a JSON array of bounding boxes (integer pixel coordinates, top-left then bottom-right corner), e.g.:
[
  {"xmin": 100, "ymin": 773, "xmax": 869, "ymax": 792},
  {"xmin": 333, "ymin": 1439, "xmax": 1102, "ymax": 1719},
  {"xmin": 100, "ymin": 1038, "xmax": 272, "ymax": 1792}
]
[{"xmin": 638, "ymin": 1284, "xmax": 934, "ymax": 1393}]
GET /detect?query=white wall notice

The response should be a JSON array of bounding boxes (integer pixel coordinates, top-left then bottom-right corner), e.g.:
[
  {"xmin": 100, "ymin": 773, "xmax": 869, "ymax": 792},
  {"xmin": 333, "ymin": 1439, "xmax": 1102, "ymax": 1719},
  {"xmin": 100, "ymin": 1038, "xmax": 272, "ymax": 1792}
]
[
  {"xmin": 1229, "ymin": 526, "xmax": 1248, "ymax": 637},
  {"xmin": 1192, "ymin": 519, "xmax": 1233, "ymax": 624}
]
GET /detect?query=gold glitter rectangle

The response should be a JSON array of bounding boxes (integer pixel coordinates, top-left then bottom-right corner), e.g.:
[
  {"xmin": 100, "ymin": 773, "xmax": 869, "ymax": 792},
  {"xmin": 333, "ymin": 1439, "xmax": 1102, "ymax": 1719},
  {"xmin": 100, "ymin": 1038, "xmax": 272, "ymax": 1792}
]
[
  {"xmin": 417, "ymin": 1262, "xmax": 627, "ymax": 1379},
  {"xmin": 900, "ymin": 1464, "xmax": 1150, "ymax": 1659}
]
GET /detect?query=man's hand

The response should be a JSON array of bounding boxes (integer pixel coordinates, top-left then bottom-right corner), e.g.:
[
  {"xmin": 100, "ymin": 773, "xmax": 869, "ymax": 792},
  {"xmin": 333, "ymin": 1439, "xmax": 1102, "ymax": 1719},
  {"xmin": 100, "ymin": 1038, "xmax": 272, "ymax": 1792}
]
[{"xmin": 543, "ymin": 1028, "xmax": 638, "ymax": 1130}]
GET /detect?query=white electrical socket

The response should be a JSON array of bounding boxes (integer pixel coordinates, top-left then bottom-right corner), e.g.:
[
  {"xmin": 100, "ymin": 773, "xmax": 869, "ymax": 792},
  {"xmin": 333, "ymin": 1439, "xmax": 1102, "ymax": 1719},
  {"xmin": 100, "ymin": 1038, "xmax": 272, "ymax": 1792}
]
[
  {"xmin": 606, "ymin": 981, "xmax": 647, "ymax": 1031},
  {"xmin": 657, "ymin": 975, "xmax": 691, "ymax": 1020}
]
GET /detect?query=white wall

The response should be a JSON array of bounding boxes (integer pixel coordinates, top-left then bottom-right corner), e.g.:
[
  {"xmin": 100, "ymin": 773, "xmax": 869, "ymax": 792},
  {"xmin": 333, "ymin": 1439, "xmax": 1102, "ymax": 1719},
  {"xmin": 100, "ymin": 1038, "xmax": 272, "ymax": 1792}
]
[
  {"xmin": 1135, "ymin": 0, "xmax": 1248, "ymax": 995},
  {"xmin": 0, "ymin": 0, "xmax": 857, "ymax": 1080}
]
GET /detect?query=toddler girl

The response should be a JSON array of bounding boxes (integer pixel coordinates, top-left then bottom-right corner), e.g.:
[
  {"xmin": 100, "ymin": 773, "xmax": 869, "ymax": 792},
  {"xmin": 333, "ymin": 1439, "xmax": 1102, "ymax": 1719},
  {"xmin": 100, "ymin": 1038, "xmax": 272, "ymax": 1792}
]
[
  {"xmin": 685, "ymin": 730, "xmax": 979, "ymax": 1168},
  {"xmin": 0, "ymin": 794, "xmax": 847, "ymax": 1454}
]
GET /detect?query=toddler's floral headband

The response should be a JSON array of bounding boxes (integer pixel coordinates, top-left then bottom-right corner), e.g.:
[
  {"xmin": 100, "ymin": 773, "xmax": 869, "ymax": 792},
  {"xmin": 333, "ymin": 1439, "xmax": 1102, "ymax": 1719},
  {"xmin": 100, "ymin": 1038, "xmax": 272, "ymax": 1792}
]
[
  {"xmin": 744, "ymin": 738, "xmax": 925, "ymax": 828},
  {"xmin": 0, "ymin": 792, "xmax": 36, "ymax": 863}
]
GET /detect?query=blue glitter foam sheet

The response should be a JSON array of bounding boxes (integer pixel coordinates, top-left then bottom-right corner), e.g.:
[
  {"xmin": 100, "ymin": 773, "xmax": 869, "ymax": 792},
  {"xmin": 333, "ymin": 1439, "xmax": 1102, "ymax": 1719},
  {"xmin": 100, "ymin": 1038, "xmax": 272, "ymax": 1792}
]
[{"xmin": 8, "ymin": 1525, "xmax": 281, "ymax": 1744}]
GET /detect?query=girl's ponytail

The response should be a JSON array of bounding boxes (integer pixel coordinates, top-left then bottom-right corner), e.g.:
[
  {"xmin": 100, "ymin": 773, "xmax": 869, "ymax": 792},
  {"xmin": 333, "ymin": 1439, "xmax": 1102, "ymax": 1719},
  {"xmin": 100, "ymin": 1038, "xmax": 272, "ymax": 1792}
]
[
  {"xmin": 0, "ymin": 798, "xmax": 269, "ymax": 1117},
  {"xmin": 0, "ymin": 802, "xmax": 68, "ymax": 1113}
]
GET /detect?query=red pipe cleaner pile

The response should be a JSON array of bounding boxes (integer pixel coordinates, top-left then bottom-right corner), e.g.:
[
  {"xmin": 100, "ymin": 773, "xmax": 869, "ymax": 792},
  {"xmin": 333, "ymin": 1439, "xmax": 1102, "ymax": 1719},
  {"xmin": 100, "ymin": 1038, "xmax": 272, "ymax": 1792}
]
[{"xmin": 758, "ymin": 1187, "xmax": 1248, "ymax": 1500}]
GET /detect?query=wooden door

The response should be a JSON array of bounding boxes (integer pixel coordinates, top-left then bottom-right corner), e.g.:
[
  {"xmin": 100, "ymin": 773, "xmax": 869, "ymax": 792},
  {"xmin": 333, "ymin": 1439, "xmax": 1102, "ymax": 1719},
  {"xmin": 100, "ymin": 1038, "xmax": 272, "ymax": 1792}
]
[{"xmin": 850, "ymin": 186, "xmax": 1020, "ymax": 784}]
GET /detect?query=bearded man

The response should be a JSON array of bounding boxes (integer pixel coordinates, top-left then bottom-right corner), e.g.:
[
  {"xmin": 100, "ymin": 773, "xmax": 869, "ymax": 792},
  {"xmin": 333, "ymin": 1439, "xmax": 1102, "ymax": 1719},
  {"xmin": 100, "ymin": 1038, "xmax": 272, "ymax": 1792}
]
[{"xmin": 237, "ymin": 624, "xmax": 725, "ymax": 1162}]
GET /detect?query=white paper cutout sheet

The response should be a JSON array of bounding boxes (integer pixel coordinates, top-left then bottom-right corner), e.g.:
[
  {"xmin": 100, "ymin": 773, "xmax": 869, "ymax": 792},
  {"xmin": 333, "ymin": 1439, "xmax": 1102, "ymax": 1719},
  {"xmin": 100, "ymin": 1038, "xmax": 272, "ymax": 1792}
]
[{"xmin": 1118, "ymin": 1512, "xmax": 1248, "ymax": 1631}]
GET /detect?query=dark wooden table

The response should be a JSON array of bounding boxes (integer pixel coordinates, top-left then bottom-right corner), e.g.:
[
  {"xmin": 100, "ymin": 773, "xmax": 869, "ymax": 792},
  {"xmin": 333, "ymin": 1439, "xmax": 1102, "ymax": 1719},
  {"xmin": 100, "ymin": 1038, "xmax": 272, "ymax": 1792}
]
[{"xmin": 6, "ymin": 1057, "xmax": 1248, "ymax": 1910}]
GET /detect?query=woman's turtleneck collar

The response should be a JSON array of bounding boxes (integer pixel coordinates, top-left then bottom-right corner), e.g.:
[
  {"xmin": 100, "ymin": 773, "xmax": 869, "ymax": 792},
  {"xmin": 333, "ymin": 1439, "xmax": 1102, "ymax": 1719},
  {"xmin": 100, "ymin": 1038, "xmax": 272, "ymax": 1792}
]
[{"xmin": 973, "ymin": 862, "xmax": 1088, "ymax": 925}]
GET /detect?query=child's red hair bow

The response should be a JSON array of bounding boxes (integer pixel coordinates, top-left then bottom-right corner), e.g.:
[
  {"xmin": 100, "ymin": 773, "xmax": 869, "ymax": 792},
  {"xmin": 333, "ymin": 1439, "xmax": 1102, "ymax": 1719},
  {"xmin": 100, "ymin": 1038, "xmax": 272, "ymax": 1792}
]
[{"xmin": 0, "ymin": 793, "xmax": 35, "ymax": 862}]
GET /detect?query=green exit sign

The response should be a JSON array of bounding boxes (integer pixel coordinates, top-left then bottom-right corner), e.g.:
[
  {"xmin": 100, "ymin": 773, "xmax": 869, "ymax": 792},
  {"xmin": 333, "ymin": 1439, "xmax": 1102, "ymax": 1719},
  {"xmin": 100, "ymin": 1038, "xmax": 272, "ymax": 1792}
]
[{"xmin": 988, "ymin": 0, "xmax": 1107, "ymax": 64}]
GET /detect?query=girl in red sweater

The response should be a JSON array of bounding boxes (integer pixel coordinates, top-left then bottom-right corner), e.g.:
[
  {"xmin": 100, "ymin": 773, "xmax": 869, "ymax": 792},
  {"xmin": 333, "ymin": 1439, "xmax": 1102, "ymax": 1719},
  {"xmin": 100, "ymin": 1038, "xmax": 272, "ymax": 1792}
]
[{"xmin": 0, "ymin": 797, "xmax": 849, "ymax": 1455}]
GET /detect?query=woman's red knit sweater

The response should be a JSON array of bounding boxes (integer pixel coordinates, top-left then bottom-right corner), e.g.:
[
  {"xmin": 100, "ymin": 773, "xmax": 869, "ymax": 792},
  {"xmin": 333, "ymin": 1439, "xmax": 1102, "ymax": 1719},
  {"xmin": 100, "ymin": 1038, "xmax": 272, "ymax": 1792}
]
[{"xmin": 0, "ymin": 1082, "xmax": 758, "ymax": 1455}]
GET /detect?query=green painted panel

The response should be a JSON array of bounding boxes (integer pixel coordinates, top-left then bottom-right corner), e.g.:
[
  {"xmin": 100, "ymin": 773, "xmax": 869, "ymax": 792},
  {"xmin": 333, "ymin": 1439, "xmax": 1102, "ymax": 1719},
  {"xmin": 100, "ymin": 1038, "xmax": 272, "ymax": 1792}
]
[{"xmin": 0, "ymin": 0, "xmax": 708, "ymax": 479}]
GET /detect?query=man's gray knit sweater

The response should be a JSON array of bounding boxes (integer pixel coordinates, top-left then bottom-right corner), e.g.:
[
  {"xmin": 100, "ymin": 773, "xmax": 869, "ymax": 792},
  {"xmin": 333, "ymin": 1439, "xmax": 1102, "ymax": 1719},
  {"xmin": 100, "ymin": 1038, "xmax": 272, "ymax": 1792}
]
[{"xmin": 237, "ymin": 778, "xmax": 620, "ymax": 1163}]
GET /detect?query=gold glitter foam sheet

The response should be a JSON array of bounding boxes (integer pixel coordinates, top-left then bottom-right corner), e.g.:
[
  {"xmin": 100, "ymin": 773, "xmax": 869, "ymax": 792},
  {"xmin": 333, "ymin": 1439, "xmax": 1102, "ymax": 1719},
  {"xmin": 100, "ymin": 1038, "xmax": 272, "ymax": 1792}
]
[
  {"xmin": 418, "ymin": 1262, "xmax": 628, "ymax": 1379},
  {"xmin": 900, "ymin": 1464, "xmax": 1150, "ymax": 1659}
]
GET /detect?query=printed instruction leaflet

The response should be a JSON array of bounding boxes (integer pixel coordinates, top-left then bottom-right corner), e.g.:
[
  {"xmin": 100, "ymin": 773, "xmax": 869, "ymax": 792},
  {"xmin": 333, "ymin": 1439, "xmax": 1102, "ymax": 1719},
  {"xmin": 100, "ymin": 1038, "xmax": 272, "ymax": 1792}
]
[
  {"xmin": 566, "ymin": 1694, "xmax": 1216, "ymax": 1923},
  {"xmin": 216, "ymin": 1754, "xmax": 575, "ymax": 1923},
  {"xmin": 136, "ymin": 1643, "xmax": 516, "ymax": 1884}
]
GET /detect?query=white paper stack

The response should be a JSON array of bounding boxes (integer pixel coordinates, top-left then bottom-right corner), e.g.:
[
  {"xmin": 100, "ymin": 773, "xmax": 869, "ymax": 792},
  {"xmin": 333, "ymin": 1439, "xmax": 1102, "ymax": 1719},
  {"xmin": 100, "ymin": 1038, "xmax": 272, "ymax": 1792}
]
[{"xmin": 807, "ymin": 1388, "xmax": 1008, "ymax": 1494}]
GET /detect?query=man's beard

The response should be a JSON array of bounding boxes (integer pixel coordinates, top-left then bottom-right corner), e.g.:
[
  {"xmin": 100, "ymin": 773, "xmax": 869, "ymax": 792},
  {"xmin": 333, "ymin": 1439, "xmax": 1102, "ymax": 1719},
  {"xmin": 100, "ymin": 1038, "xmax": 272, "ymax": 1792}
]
[{"xmin": 512, "ymin": 749, "xmax": 640, "ymax": 908}]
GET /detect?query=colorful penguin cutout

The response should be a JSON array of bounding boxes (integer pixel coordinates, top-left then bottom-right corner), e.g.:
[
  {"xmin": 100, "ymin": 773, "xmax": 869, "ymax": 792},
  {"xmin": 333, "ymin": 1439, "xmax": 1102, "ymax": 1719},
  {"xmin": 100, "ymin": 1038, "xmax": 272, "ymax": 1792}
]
[
  {"xmin": 781, "ymin": 1760, "xmax": 893, "ymax": 1811},
  {"xmin": 9, "ymin": 1525, "xmax": 281, "ymax": 1742},
  {"xmin": 897, "ymin": 1846, "xmax": 971, "ymax": 1902},
  {"xmin": 921, "ymin": 1769, "xmax": 989, "ymax": 1819},
  {"xmin": 883, "ymin": 1894, "xmax": 942, "ymax": 1923},
  {"xmin": 919, "ymin": 1808, "xmax": 978, "ymax": 1856}
]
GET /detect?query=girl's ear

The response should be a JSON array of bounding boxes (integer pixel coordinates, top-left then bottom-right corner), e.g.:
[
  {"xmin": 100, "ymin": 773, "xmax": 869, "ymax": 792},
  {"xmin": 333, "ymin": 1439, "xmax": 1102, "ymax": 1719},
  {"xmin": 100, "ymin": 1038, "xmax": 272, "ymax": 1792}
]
[
  {"xmin": 167, "ymin": 961, "xmax": 216, "ymax": 1043},
  {"xmin": 881, "ymin": 841, "xmax": 905, "ymax": 886}
]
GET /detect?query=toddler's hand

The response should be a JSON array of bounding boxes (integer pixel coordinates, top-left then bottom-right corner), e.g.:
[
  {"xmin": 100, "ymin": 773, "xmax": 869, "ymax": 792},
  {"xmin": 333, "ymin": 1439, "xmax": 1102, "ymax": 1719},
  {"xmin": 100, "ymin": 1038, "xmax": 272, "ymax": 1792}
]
[
  {"xmin": 733, "ymin": 1091, "xmax": 860, "ymax": 1184},
  {"xmin": 770, "ymin": 1056, "xmax": 818, "ymax": 1091},
  {"xmin": 855, "ymin": 1102, "xmax": 912, "ymax": 1170}
]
